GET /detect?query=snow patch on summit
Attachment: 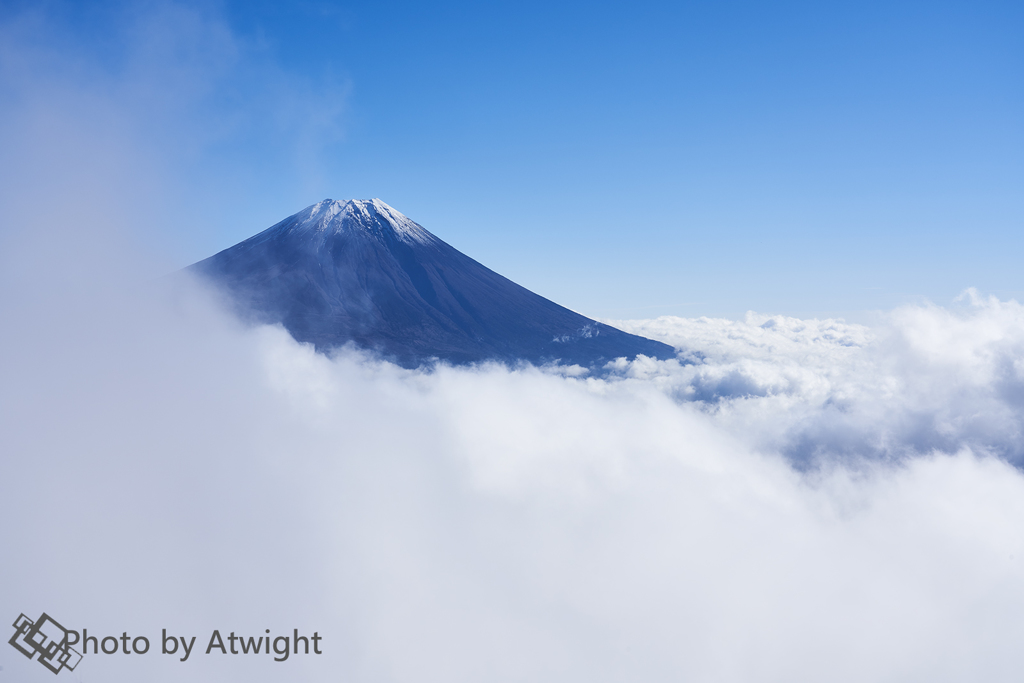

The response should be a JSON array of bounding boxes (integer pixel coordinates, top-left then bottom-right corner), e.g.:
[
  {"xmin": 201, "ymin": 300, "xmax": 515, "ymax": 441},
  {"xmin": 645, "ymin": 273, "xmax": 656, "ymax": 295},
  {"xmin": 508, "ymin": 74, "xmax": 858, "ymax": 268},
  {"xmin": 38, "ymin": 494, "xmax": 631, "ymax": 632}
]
[{"xmin": 304, "ymin": 198, "xmax": 435, "ymax": 246}]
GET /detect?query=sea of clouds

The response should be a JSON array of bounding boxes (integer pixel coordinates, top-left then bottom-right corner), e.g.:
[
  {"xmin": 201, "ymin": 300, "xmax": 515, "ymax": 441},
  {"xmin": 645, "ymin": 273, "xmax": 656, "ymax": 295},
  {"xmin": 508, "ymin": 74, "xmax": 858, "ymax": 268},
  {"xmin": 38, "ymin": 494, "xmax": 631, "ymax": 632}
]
[
  {"xmin": 3, "ymin": 243, "xmax": 1024, "ymax": 681},
  {"xmin": 606, "ymin": 295, "xmax": 1024, "ymax": 466}
]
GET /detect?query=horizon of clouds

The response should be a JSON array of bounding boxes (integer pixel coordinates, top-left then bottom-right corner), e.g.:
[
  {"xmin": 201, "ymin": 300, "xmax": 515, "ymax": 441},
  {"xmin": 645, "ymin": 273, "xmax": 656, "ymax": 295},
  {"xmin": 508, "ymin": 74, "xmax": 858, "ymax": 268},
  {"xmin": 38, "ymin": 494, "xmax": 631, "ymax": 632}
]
[{"xmin": 604, "ymin": 292, "xmax": 1024, "ymax": 466}]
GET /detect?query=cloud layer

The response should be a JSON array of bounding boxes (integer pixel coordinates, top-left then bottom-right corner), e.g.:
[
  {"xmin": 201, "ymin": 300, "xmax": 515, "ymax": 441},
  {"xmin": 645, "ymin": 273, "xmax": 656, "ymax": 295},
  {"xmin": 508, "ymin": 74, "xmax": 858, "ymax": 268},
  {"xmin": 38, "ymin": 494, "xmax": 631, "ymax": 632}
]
[
  {"xmin": 3, "ymin": 253, "xmax": 1024, "ymax": 681},
  {"xmin": 608, "ymin": 296, "xmax": 1024, "ymax": 466}
]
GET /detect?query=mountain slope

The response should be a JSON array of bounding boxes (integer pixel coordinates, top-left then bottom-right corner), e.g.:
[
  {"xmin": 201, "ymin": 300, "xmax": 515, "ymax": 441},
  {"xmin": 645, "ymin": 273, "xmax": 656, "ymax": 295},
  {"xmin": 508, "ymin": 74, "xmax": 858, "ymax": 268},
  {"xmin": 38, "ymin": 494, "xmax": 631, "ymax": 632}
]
[{"xmin": 189, "ymin": 199, "xmax": 676, "ymax": 367}]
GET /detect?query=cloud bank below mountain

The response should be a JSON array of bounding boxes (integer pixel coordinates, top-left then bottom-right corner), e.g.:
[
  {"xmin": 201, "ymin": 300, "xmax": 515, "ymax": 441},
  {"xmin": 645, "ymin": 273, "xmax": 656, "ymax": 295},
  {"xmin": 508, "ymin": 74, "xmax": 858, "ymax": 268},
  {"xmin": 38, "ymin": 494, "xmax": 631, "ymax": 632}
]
[
  {"xmin": 2, "ymin": 251, "xmax": 1024, "ymax": 681},
  {"xmin": 605, "ymin": 294, "xmax": 1024, "ymax": 466}
]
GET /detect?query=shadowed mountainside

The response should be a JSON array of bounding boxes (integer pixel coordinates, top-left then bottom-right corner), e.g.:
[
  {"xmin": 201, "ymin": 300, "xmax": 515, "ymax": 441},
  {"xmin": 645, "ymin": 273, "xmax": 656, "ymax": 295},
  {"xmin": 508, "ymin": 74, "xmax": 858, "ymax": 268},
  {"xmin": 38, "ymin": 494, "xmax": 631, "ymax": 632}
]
[{"xmin": 189, "ymin": 199, "xmax": 676, "ymax": 368}]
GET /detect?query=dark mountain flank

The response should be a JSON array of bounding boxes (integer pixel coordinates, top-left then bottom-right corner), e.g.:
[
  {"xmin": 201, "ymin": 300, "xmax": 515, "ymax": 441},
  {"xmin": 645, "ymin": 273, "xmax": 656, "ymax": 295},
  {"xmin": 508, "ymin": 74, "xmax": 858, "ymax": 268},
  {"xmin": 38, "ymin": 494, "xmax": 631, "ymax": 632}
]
[{"xmin": 189, "ymin": 199, "xmax": 676, "ymax": 368}]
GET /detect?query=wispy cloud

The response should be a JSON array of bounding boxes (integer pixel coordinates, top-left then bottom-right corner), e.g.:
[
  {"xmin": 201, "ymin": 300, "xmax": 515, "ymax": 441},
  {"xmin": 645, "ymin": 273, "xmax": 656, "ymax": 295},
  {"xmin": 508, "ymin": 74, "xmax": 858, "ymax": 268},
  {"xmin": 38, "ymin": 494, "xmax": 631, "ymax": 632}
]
[{"xmin": 0, "ymin": 0, "xmax": 352, "ymax": 266}]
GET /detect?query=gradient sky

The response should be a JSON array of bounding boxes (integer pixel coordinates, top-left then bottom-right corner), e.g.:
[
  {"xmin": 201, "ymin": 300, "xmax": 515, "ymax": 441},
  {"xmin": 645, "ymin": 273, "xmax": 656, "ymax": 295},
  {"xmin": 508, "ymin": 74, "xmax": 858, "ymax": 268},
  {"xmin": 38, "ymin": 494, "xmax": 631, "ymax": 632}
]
[{"xmin": 2, "ymin": 0, "xmax": 1021, "ymax": 320}]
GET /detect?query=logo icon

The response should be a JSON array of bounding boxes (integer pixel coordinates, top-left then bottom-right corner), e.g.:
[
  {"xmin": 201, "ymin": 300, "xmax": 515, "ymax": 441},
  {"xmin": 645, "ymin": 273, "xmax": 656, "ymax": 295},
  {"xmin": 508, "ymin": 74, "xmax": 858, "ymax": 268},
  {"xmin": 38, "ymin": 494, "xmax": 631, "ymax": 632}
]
[{"xmin": 9, "ymin": 613, "xmax": 82, "ymax": 675}]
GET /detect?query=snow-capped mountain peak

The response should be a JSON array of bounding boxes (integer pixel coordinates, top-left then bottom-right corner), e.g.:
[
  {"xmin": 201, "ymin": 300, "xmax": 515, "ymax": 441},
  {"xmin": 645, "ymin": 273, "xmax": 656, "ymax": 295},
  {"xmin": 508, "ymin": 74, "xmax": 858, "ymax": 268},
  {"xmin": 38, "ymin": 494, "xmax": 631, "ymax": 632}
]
[
  {"xmin": 293, "ymin": 198, "xmax": 435, "ymax": 246},
  {"xmin": 189, "ymin": 199, "xmax": 675, "ymax": 368}
]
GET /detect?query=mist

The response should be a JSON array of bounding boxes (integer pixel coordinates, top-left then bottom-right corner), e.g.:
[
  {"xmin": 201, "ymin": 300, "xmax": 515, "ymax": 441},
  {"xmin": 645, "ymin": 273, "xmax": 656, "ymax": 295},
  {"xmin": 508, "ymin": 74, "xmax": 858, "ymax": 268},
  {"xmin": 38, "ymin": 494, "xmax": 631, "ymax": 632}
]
[{"xmin": 3, "ymin": 231, "xmax": 1024, "ymax": 681}]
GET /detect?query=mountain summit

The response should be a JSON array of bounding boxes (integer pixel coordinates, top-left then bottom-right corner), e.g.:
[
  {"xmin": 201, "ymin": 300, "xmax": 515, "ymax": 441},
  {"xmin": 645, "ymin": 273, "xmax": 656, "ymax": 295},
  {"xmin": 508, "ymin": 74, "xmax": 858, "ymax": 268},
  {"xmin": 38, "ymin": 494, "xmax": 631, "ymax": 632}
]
[{"xmin": 189, "ymin": 199, "xmax": 676, "ymax": 367}]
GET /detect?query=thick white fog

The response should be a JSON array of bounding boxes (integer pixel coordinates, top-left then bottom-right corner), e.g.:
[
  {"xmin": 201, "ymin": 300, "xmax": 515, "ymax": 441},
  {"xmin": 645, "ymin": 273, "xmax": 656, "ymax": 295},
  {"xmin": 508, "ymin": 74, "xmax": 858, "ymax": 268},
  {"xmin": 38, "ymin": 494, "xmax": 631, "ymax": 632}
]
[{"xmin": 3, "ymin": 241, "xmax": 1024, "ymax": 681}]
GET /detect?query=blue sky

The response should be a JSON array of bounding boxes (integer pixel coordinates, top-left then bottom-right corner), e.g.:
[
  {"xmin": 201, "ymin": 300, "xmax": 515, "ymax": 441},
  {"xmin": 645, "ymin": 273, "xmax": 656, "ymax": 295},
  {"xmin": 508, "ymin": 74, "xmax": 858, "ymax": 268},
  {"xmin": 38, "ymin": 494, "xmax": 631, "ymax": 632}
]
[{"xmin": 2, "ymin": 0, "xmax": 1021, "ymax": 319}]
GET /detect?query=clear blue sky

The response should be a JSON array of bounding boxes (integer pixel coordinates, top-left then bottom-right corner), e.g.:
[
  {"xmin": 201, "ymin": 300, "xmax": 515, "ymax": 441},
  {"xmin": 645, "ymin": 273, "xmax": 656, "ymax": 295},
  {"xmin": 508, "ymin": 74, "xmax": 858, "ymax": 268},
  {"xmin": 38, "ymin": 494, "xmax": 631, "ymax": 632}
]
[{"xmin": 2, "ymin": 0, "xmax": 1022, "ymax": 320}]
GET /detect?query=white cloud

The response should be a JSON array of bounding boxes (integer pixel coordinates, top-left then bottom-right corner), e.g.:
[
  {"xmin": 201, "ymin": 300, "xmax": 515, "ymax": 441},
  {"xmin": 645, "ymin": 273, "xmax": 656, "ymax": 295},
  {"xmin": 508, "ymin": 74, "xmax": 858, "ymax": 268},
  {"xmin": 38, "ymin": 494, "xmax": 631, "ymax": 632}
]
[
  {"xmin": 606, "ymin": 296, "xmax": 1024, "ymax": 465},
  {"xmin": 3, "ymin": 258, "xmax": 1024, "ymax": 681}
]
